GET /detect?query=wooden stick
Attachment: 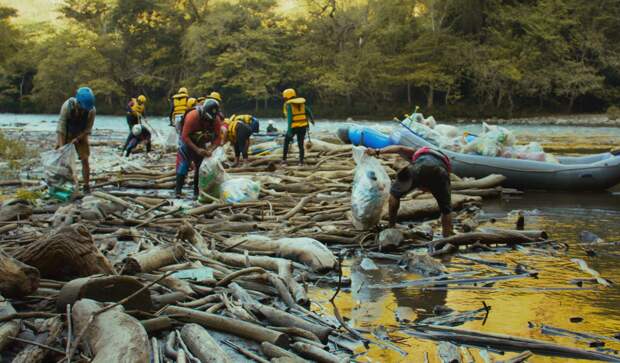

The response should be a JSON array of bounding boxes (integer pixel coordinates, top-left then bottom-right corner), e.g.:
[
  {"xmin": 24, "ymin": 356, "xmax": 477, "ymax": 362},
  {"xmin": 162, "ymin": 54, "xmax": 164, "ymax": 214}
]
[
  {"xmin": 223, "ymin": 340, "xmax": 270, "ymax": 363},
  {"xmin": 163, "ymin": 305, "xmax": 290, "ymax": 347},
  {"xmin": 8, "ymin": 336, "xmax": 65, "ymax": 355},
  {"xmin": 65, "ymin": 304, "xmax": 72, "ymax": 363},
  {"xmin": 216, "ymin": 267, "xmax": 266, "ymax": 287}
]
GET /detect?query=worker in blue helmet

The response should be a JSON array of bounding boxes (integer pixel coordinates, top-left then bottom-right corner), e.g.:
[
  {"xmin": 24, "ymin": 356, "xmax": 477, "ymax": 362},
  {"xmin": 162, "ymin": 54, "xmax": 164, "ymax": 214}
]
[{"xmin": 56, "ymin": 87, "xmax": 96, "ymax": 193}]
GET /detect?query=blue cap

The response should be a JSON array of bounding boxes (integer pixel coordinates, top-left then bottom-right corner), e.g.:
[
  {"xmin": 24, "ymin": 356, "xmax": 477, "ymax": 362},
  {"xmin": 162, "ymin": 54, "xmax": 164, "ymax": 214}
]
[{"xmin": 76, "ymin": 87, "xmax": 95, "ymax": 111}]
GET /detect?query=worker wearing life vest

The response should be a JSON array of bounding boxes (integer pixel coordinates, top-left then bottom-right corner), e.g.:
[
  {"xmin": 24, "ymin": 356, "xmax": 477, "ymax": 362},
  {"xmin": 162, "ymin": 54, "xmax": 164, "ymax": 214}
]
[
  {"xmin": 123, "ymin": 95, "xmax": 147, "ymax": 152},
  {"xmin": 229, "ymin": 114, "xmax": 260, "ymax": 133},
  {"xmin": 366, "ymin": 145, "xmax": 454, "ymax": 237},
  {"xmin": 56, "ymin": 87, "xmax": 96, "ymax": 193},
  {"xmin": 169, "ymin": 87, "xmax": 189, "ymax": 128},
  {"xmin": 281, "ymin": 88, "xmax": 314, "ymax": 165},
  {"xmin": 224, "ymin": 116, "xmax": 253, "ymax": 166},
  {"xmin": 175, "ymin": 99, "xmax": 225, "ymax": 199},
  {"xmin": 176, "ymin": 97, "xmax": 198, "ymax": 135}
]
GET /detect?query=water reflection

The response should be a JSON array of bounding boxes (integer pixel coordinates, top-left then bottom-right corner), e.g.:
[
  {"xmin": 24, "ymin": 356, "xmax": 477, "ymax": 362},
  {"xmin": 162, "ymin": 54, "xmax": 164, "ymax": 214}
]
[{"xmin": 311, "ymin": 192, "xmax": 620, "ymax": 362}]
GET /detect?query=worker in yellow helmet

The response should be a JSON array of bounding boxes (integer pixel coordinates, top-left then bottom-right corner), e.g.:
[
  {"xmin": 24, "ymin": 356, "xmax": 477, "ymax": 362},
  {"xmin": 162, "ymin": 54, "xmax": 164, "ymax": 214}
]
[
  {"xmin": 224, "ymin": 115, "xmax": 253, "ymax": 166},
  {"xmin": 206, "ymin": 91, "xmax": 222, "ymax": 104},
  {"xmin": 229, "ymin": 114, "xmax": 260, "ymax": 133},
  {"xmin": 282, "ymin": 88, "xmax": 314, "ymax": 165},
  {"xmin": 169, "ymin": 87, "xmax": 189, "ymax": 128},
  {"xmin": 123, "ymin": 94, "xmax": 147, "ymax": 154},
  {"xmin": 196, "ymin": 96, "xmax": 206, "ymax": 106}
]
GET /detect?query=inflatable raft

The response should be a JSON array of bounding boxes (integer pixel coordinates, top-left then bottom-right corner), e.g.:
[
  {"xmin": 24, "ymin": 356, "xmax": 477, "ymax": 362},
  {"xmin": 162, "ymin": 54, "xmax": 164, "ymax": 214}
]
[
  {"xmin": 339, "ymin": 124, "xmax": 620, "ymax": 191},
  {"xmin": 337, "ymin": 125, "xmax": 393, "ymax": 149}
]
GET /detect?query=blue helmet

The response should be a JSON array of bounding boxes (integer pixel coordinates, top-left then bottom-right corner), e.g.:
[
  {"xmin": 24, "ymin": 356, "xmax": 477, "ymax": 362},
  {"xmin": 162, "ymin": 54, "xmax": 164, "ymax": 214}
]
[{"xmin": 76, "ymin": 87, "xmax": 95, "ymax": 111}]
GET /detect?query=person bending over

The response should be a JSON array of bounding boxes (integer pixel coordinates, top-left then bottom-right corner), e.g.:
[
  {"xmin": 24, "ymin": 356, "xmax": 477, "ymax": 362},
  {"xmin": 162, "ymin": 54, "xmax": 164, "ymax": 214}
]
[
  {"xmin": 124, "ymin": 124, "xmax": 152, "ymax": 157},
  {"xmin": 175, "ymin": 99, "xmax": 224, "ymax": 199},
  {"xmin": 224, "ymin": 117, "xmax": 252, "ymax": 166},
  {"xmin": 366, "ymin": 145, "xmax": 454, "ymax": 237}
]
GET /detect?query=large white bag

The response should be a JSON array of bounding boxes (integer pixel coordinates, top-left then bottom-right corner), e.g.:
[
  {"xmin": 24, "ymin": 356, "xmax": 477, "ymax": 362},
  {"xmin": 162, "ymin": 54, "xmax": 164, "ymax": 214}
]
[{"xmin": 351, "ymin": 146, "xmax": 391, "ymax": 230}]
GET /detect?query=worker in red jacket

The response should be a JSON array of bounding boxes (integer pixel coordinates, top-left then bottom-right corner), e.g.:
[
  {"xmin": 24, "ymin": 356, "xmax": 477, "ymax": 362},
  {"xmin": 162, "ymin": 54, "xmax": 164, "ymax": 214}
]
[{"xmin": 175, "ymin": 99, "xmax": 225, "ymax": 199}]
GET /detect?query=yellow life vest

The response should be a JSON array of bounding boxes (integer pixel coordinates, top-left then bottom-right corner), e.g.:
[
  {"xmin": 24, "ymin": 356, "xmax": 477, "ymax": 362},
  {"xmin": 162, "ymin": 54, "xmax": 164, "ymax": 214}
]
[
  {"xmin": 172, "ymin": 94, "xmax": 188, "ymax": 117},
  {"xmin": 232, "ymin": 114, "xmax": 253, "ymax": 125},
  {"xmin": 283, "ymin": 97, "xmax": 308, "ymax": 128},
  {"xmin": 130, "ymin": 98, "xmax": 145, "ymax": 116},
  {"xmin": 227, "ymin": 119, "xmax": 241, "ymax": 142}
]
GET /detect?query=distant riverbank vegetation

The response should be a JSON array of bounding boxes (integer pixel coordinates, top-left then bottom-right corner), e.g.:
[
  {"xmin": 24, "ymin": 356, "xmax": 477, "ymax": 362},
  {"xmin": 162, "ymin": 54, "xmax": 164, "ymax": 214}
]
[{"xmin": 0, "ymin": 0, "xmax": 619, "ymax": 119}]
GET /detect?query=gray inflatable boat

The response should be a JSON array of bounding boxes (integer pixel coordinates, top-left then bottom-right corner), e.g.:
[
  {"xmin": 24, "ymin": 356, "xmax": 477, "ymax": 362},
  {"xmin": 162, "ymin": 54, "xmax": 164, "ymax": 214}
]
[{"xmin": 392, "ymin": 123, "xmax": 620, "ymax": 191}]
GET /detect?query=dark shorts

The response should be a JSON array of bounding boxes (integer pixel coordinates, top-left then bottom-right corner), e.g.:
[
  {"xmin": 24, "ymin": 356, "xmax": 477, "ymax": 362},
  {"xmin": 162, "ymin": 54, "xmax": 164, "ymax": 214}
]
[{"xmin": 390, "ymin": 155, "xmax": 452, "ymax": 214}]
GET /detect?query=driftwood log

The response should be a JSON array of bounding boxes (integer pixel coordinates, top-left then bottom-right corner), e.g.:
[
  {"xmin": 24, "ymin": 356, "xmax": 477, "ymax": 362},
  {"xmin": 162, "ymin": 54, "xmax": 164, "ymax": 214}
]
[
  {"xmin": 57, "ymin": 275, "xmax": 154, "ymax": 312},
  {"xmin": 395, "ymin": 195, "xmax": 482, "ymax": 221},
  {"xmin": 12, "ymin": 316, "xmax": 63, "ymax": 363},
  {"xmin": 177, "ymin": 221, "xmax": 210, "ymax": 254},
  {"xmin": 164, "ymin": 305, "xmax": 290, "ymax": 347},
  {"xmin": 414, "ymin": 324, "xmax": 620, "ymax": 362},
  {"xmin": 180, "ymin": 323, "xmax": 233, "ymax": 363},
  {"xmin": 0, "ymin": 199, "xmax": 32, "ymax": 221},
  {"xmin": 291, "ymin": 342, "xmax": 342, "ymax": 363},
  {"xmin": 429, "ymin": 230, "xmax": 545, "ymax": 253},
  {"xmin": 261, "ymin": 341, "xmax": 306, "ymax": 361},
  {"xmin": 124, "ymin": 244, "xmax": 185, "ymax": 274},
  {"xmin": 72, "ymin": 298, "xmax": 150, "ymax": 363},
  {"xmin": 0, "ymin": 295, "xmax": 19, "ymax": 351},
  {"xmin": 251, "ymin": 303, "xmax": 332, "ymax": 343},
  {"xmin": 14, "ymin": 224, "xmax": 115, "ymax": 280},
  {"xmin": 0, "ymin": 250, "xmax": 40, "ymax": 298}
]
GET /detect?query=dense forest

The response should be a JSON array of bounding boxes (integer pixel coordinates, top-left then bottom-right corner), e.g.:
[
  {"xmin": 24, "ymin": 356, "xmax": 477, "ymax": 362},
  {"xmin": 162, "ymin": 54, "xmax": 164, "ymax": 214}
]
[{"xmin": 0, "ymin": 0, "xmax": 619, "ymax": 119}]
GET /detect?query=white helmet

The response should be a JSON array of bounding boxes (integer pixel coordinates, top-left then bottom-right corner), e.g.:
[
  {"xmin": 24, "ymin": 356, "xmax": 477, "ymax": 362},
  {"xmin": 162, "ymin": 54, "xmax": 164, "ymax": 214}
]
[
  {"xmin": 268, "ymin": 120, "xmax": 274, "ymax": 125},
  {"xmin": 132, "ymin": 124, "xmax": 143, "ymax": 136}
]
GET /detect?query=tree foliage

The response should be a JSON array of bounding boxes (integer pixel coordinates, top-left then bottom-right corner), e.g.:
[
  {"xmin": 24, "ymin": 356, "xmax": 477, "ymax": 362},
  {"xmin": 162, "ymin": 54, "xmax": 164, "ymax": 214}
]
[{"xmin": 0, "ymin": 0, "xmax": 619, "ymax": 117}]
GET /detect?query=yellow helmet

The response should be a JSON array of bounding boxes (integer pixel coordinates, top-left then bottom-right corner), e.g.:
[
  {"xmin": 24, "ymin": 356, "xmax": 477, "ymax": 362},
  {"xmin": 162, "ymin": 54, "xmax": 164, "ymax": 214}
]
[
  {"xmin": 187, "ymin": 97, "xmax": 197, "ymax": 108},
  {"xmin": 197, "ymin": 96, "xmax": 206, "ymax": 105},
  {"xmin": 137, "ymin": 95, "xmax": 146, "ymax": 104},
  {"xmin": 208, "ymin": 91, "xmax": 222, "ymax": 103},
  {"xmin": 178, "ymin": 87, "xmax": 188, "ymax": 95},
  {"xmin": 282, "ymin": 88, "xmax": 296, "ymax": 100}
]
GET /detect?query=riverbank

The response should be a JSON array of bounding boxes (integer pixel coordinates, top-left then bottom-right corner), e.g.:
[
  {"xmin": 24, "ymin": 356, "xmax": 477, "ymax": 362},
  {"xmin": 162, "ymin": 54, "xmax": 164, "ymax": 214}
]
[{"xmin": 2, "ymin": 133, "xmax": 620, "ymax": 362}]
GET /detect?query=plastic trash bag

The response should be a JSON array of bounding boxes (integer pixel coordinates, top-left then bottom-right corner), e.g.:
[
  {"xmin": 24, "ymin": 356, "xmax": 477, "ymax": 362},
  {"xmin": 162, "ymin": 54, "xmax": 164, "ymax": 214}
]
[
  {"xmin": 198, "ymin": 147, "xmax": 227, "ymax": 201},
  {"xmin": 220, "ymin": 178, "xmax": 261, "ymax": 204},
  {"xmin": 439, "ymin": 136, "xmax": 466, "ymax": 152},
  {"xmin": 421, "ymin": 115, "xmax": 437, "ymax": 129},
  {"xmin": 462, "ymin": 122, "xmax": 516, "ymax": 156},
  {"xmin": 41, "ymin": 144, "xmax": 78, "ymax": 201},
  {"xmin": 462, "ymin": 136, "xmax": 501, "ymax": 156},
  {"xmin": 481, "ymin": 122, "xmax": 516, "ymax": 147},
  {"xmin": 351, "ymin": 146, "xmax": 391, "ymax": 230},
  {"xmin": 434, "ymin": 124, "xmax": 459, "ymax": 138},
  {"xmin": 400, "ymin": 116, "xmax": 443, "ymax": 145}
]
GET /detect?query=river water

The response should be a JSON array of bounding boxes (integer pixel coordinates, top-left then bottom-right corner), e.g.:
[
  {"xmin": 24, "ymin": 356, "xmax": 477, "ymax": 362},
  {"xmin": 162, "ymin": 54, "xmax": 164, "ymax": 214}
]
[{"xmin": 2, "ymin": 113, "xmax": 620, "ymax": 362}]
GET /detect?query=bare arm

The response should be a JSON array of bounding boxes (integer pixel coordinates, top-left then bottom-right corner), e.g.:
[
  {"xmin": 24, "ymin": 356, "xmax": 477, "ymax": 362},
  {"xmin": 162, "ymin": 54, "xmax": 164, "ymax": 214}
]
[{"xmin": 56, "ymin": 100, "xmax": 70, "ymax": 147}]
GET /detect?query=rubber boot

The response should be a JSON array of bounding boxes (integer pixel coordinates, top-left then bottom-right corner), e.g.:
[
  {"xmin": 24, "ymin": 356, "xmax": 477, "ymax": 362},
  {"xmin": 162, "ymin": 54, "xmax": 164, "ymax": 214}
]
[{"xmin": 175, "ymin": 174, "xmax": 186, "ymax": 198}]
